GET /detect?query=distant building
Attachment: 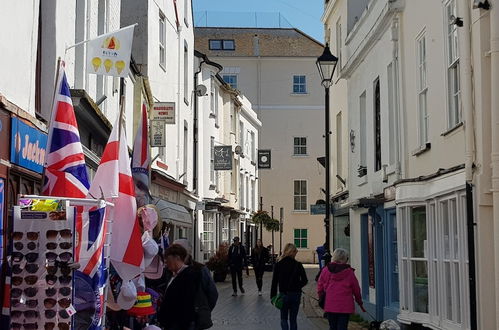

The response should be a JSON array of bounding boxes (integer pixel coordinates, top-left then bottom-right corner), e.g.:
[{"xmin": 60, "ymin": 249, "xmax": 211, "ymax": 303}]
[{"xmin": 195, "ymin": 27, "xmax": 325, "ymax": 263}]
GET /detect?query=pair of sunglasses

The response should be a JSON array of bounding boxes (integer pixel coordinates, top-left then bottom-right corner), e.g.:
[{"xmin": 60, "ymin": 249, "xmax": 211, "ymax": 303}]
[
  {"xmin": 46, "ymin": 242, "xmax": 72, "ymax": 250},
  {"xmin": 13, "ymin": 287, "xmax": 38, "ymax": 298},
  {"xmin": 46, "ymin": 230, "xmax": 72, "ymax": 240},
  {"xmin": 11, "ymin": 323, "xmax": 38, "ymax": 330},
  {"xmin": 46, "ymin": 264, "xmax": 71, "ymax": 276},
  {"xmin": 10, "ymin": 299, "xmax": 38, "ymax": 308},
  {"xmin": 44, "ymin": 322, "xmax": 70, "ymax": 330},
  {"xmin": 12, "ymin": 263, "xmax": 39, "ymax": 275},
  {"xmin": 12, "ymin": 252, "xmax": 38, "ymax": 263},
  {"xmin": 45, "ymin": 286, "xmax": 71, "ymax": 297},
  {"xmin": 14, "ymin": 242, "xmax": 37, "ymax": 251},
  {"xmin": 45, "ymin": 252, "xmax": 72, "ymax": 263},
  {"xmin": 13, "ymin": 232, "xmax": 39, "ymax": 241},
  {"xmin": 45, "ymin": 275, "xmax": 71, "ymax": 286},
  {"xmin": 12, "ymin": 276, "xmax": 38, "ymax": 286},
  {"xmin": 44, "ymin": 298, "xmax": 71, "ymax": 309},
  {"xmin": 44, "ymin": 310, "xmax": 70, "ymax": 319},
  {"xmin": 11, "ymin": 310, "xmax": 39, "ymax": 320}
]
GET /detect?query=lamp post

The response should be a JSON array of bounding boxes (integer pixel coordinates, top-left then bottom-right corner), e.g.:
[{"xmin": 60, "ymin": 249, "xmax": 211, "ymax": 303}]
[{"xmin": 316, "ymin": 44, "xmax": 338, "ymax": 254}]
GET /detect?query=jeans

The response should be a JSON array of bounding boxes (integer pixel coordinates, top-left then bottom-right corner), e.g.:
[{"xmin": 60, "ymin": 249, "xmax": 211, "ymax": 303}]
[
  {"xmin": 230, "ymin": 267, "xmax": 243, "ymax": 292},
  {"xmin": 280, "ymin": 291, "xmax": 301, "ymax": 330},
  {"xmin": 326, "ymin": 313, "xmax": 350, "ymax": 330},
  {"xmin": 254, "ymin": 267, "xmax": 264, "ymax": 291}
]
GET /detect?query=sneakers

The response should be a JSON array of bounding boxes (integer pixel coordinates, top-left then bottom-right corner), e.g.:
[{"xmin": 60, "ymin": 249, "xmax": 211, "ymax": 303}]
[
  {"xmin": 232, "ymin": 291, "xmax": 237, "ymax": 296},
  {"xmin": 258, "ymin": 291, "xmax": 262, "ymax": 296},
  {"xmin": 240, "ymin": 287, "xmax": 245, "ymax": 294}
]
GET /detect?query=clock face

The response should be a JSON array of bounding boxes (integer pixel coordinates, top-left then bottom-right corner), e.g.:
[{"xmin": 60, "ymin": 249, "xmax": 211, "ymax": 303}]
[{"xmin": 261, "ymin": 155, "xmax": 268, "ymax": 163}]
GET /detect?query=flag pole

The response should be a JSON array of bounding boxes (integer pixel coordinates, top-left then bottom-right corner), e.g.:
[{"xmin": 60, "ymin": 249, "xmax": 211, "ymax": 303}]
[{"xmin": 41, "ymin": 57, "xmax": 62, "ymax": 192}]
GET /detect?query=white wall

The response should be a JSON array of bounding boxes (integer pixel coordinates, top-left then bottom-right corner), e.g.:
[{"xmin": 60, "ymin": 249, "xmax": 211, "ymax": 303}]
[{"xmin": 0, "ymin": 1, "xmax": 40, "ymax": 115}]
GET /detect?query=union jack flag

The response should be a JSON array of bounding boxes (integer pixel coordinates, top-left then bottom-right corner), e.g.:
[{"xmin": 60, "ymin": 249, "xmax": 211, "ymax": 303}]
[{"xmin": 42, "ymin": 62, "xmax": 90, "ymax": 197}]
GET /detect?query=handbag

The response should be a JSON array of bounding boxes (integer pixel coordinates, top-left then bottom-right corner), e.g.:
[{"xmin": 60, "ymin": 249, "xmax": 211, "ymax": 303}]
[{"xmin": 271, "ymin": 262, "xmax": 298, "ymax": 310}]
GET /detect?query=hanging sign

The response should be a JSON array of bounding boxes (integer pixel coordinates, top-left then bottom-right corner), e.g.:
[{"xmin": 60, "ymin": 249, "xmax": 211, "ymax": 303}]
[
  {"xmin": 214, "ymin": 146, "xmax": 232, "ymax": 170},
  {"xmin": 10, "ymin": 117, "xmax": 47, "ymax": 173},
  {"xmin": 150, "ymin": 121, "xmax": 166, "ymax": 147},
  {"xmin": 258, "ymin": 149, "xmax": 271, "ymax": 169},
  {"xmin": 87, "ymin": 25, "xmax": 135, "ymax": 77},
  {"xmin": 151, "ymin": 102, "xmax": 175, "ymax": 124}
]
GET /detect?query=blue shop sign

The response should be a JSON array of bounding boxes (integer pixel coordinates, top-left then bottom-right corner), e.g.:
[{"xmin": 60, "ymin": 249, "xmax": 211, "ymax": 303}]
[{"xmin": 10, "ymin": 117, "xmax": 47, "ymax": 173}]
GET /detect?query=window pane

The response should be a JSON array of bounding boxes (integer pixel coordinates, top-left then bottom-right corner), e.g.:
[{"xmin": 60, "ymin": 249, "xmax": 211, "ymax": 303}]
[
  {"xmin": 413, "ymin": 260, "xmax": 428, "ymax": 313},
  {"xmin": 294, "ymin": 147, "xmax": 300, "ymax": 155},
  {"xmin": 301, "ymin": 137, "xmax": 306, "ymax": 145},
  {"xmin": 454, "ymin": 262, "xmax": 461, "ymax": 323},
  {"xmin": 209, "ymin": 40, "xmax": 221, "ymax": 50},
  {"xmin": 301, "ymin": 229, "xmax": 307, "ymax": 237},
  {"xmin": 445, "ymin": 262, "xmax": 453, "ymax": 320},
  {"xmin": 302, "ymin": 239, "xmax": 308, "ymax": 248},
  {"xmin": 223, "ymin": 39, "xmax": 234, "ymax": 50},
  {"xmin": 294, "ymin": 181, "xmax": 300, "ymax": 194},
  {"xmin": 294, "ymin": 239, "xmax": 300, "ymax": 247},
  {"xmin": 294, "ymin": 229, "xmax": 300, "ymax": 237},
  {"xmin": 411, "ymin": 206, "xmax": 426, "ymax": 258},
  {"xmin": 443, "ymin": 200, "xmax": 450, "ymax": 259},
  {"xmin": 294, "ymin": 137, "xmax": 299, "ymax": 145},
  {"xmin": 301, "ymin": 181, "xmax": 307, "ymax": 194}
]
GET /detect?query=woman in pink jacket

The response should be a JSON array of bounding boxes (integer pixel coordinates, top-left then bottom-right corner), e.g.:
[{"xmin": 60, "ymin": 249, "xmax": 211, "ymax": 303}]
[{"xmin": 317, "ymin": 248, "xmax": 365, "ymax": 330}]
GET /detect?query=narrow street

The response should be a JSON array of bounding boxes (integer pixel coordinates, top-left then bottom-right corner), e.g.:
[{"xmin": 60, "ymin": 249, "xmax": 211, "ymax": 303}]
[{"xmin": 212, "ymin": 265, "xmax": 367, "ymax": 330}]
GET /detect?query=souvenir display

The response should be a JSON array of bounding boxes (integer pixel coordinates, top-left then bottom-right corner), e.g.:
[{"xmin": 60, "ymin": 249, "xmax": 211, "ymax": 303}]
[{"xmin": 10, "ymin": 202, "xmax": 75, "ymax": 330}]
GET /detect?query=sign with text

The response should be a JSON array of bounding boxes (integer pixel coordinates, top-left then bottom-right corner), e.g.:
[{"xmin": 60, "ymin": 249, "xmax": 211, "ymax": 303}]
[
  {"xmin": 214, "ymin": 146, "xmax": 232, "ymax": 170},
  {"xmin": 151, "ymin": 102, "xmax": 175, "ymax": 123},
  {"xmin": 150, "ymin": 120, "xmax": 166, "ymax": 147},
  {"xmin": 10, "ymin": 117, "xmax": 47, "ymax": 173},
  {"xmin": 257, "ymin": 149, "xmax": 271, "ymax": 169}
]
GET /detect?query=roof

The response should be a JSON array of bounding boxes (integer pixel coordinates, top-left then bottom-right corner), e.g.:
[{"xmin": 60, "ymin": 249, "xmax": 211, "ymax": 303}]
[{"xmin": 194, "ymin": 27, "xmax": 324, "ymax": 57}]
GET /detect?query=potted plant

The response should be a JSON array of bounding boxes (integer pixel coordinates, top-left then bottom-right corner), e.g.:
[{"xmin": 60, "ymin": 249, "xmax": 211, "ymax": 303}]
[{"xmin": 206, "ymin": 242, "xmax": 229, "ymax": 282}]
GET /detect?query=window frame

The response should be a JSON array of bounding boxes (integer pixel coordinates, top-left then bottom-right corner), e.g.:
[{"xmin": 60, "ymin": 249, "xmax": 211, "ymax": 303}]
[
  {"xmin": 293, "ymin": 136, "xmax": 308, "ymax": 156},
  {"xmin": 222, "ymin": 74, "xmax": 238, "ymax": 89},
  {"xmin": 416, "ymin": 31, "xmax": 429, "ymax": 146},
  {"xmin": 294, "ymin": 228, "xmax": 308, "ymax": 249},
  {"xmin": 444, "ymin": 0, "xmax": 461, "ymax": 129},
  {"xmin": 293, "ymin": 180, "xmax": 308, "ymax": 211},
  {"xmin": 292, "ymin": 75, "xmax": 307, "ymax": 94},
  {"xmin": 159, "ymin": 12, "xmax": 166, "ymax": 70},
  {"xmin": 209, "ymin": 39, "xmax": 235, "ymax": 50}
]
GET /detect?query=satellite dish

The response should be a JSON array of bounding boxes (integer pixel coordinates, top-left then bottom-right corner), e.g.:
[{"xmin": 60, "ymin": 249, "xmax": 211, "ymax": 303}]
[
  {"xmin": 195, "ymin": 84, "xmax": 207, "ymax": 96},
  {"xmin": 234, "ymin": 145, "xmax": 242, "ymax": 155}
]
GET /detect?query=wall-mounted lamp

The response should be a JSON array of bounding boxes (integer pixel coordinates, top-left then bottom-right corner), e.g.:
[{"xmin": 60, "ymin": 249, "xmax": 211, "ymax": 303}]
[
  {"xmin": 349, "ymin": 129, "xmax": 355, "ymax": 153},
  {"xmin": 449, "ymin": 15, "xmax": 464, "ymax": 27},
  {"xmin": 96, "ymin": 95, "xmax": 107, "ymax": 106}
]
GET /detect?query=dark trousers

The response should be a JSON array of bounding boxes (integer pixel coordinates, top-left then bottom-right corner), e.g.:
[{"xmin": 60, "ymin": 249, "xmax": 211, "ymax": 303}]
[
  {"xmin": 230, "ymin": 267, "xmax": 243, "ymax": 292},
  {"xmin": 254, "ymin": 267, "xmax": 264, "ymax": 290},
  {"xmin": 280, "ymin": 291, "xmax": 301, "ymax": 330},
  {"xmin": 326, "ymin": 313, "xmax": 350, "ymax": 330}
]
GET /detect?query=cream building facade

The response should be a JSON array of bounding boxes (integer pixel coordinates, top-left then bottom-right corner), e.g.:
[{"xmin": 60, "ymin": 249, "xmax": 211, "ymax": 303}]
[{"xmin": 195, "ymin": 27, "xmax": 325, "ymax": 263}]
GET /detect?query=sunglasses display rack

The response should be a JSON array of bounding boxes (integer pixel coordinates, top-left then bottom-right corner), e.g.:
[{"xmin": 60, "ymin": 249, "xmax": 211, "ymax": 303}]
[{"xmin": 11, "ymin": 203, "xmax": 75, "ymax": 330}]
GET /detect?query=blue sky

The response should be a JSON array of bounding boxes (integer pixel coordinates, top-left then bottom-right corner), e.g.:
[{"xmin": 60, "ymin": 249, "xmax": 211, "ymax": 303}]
[{"xmin": 192, "ymin": 0, "xmax": 324, "ymax": 42}]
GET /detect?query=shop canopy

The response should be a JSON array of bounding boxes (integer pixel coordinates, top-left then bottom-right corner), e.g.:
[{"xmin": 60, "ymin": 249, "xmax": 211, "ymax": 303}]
[{"xmin": 154, "ymin": 198, "xmax": 193, "ymax": 226}]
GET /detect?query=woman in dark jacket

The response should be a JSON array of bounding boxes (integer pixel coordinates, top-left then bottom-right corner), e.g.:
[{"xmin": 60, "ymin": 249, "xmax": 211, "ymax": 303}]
[
  {"xmin": 251, "ymin": 239, "xmax": 269, "ymax": 296},
  {"xmin": 158, "ymin": 244, "xmax": 199, "ymax": 330},
  {"xmin": 271, "ymin": 243, "xmax": 308, "ymax": 330}
]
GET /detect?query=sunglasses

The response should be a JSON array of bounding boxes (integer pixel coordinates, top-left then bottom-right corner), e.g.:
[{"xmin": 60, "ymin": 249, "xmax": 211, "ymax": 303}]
[
  {"xmin": 44, "ymin": 298, "xmax": 71, "ymax": 309},
  {"xmin": 10, "ymin": 298, "xmax": 38, "ymax": 308},
  {"xmin": 14, "ymin": 242, "xmax": 37, "ymax": 251},
  {"xmin": 45, "ymin": 275, "xmax": 71, "ymax": 286},
  {"xmin": 12, "ymin": 252, "xmax": 38, "ymax": 263},
  {"xmin": 46, "ymin": 264, "xmax": 71, "ymax": 276},
  {"xmin": 13, "ymin": 232, "xmax": 39, "ymax": 241},
  {"xmin": 58, "ymin": 310, "xmax": 70, "ymax": 319},
  {"xmin": 11, "ymin": 310, "xmax": 39, "ymax": 320},
  {"xmin": 46, "ymin": 242, "xmax": 72, "ymax": 250},
  {"xmin": 12, "ymin": 263, "xmax": 39, "ymax": 275},
  {"xmin": 11, "ymin": 323, "xmax": 38, "ymax": 330},
  {"xmin": 58, "ymin": 323, "xmax": 70, "ymax": 330},
  {"xmin": 23, "ymin": 287, "xmax": 38, "ymax": 298},
  {"xmin": 12, "ymin": 275, "xmax": 38, "ymax": 286},
  {"xmin": 45, "ymin": 252, "xmax": 72, "ymax": 263},
  {"xmin": 46, "ymin": 230, "xmax": 72, "ymax": 240},
  {"xmin": 44, "ymin": 323, "xmax": 69, "ymax": 330},
  {"xmin": 45, "ymin": 287, "xmax": 71, "ymax": 297},
  {"xmin": 44, "ymin": 310, "xmax": 56, "ymax": 319}
]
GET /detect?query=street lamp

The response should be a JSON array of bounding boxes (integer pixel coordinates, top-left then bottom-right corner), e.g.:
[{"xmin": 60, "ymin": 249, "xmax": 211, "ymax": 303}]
[{"xmin": 316, "ymin": 43, "xmax": 338, "ymax": 254}]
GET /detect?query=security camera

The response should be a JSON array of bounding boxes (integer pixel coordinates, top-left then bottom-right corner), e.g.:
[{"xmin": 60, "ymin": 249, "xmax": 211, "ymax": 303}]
[
  {"xmin": 449, "ymin": 15, "xmax": 464, "ymax": 27},
  {"xmin": 473, "ymin": 0, "xmax": 490, "ymax": 10}
]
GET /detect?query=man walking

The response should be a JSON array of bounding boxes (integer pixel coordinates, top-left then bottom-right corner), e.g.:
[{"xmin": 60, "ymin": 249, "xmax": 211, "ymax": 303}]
[{"xmin": 228, "ymin": 237, "xmax": 247, "ymax": 296}]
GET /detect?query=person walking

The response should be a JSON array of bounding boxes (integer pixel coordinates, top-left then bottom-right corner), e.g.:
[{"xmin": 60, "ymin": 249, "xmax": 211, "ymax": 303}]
[
  {"xmin": 158, "ymin": 244, "xmax": 198, "ymax": 330},
  {"xmin": 271, "ymin": 243, "xmax": 308, "ymax": 330},
  {"xmin": 228, "ymin": 236, "xmax": 247, "ymax": 296},
  {"xmin": 251, "ymin": 239, "xmax": 270, "ymax": 296},
  {"xmin": 174, "ymin": 238, "xmax": 218, "ymax": 310},
  {"xmin": 317, "ymin": 248, "xmax": 365, "ymax": 330}
]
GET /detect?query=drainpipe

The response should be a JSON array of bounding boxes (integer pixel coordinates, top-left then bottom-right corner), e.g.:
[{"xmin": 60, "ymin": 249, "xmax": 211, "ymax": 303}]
[
  {"xmin": 457, "ymin": 1, "xmax": 478, "ymax": 329},
  {"xmin": 173, "ymin": 0, "xmax": 182, "ymax": 181},
  {"xmin": 491, "ymin": 1, "xmax": 499, "ymax": 328},
  {"xmin": 193, "ymin": 58, "xmax": 205, "ymax": 193}
]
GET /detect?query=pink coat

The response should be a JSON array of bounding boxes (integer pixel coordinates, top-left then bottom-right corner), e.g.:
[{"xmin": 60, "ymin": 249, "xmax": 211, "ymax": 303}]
[{"xmin": 317, "ymin": 262, "xmax": 363, "ymax": 314}]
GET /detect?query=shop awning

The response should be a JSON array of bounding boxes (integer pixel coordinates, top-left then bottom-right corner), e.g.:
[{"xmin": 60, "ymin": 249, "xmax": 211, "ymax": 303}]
[{"xmin": 154, "ymin": 198, "xmax": 193, "ymax": 225}]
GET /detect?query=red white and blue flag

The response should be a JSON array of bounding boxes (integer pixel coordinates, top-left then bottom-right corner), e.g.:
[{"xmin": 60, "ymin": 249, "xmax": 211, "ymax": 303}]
[
  {"xmin": 89, "ymin": 116, "xmax": 144, "ymax": 281},
  {"xmin": 42, "ymin": 63, "xmax": 90, "ymax": 197}
]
